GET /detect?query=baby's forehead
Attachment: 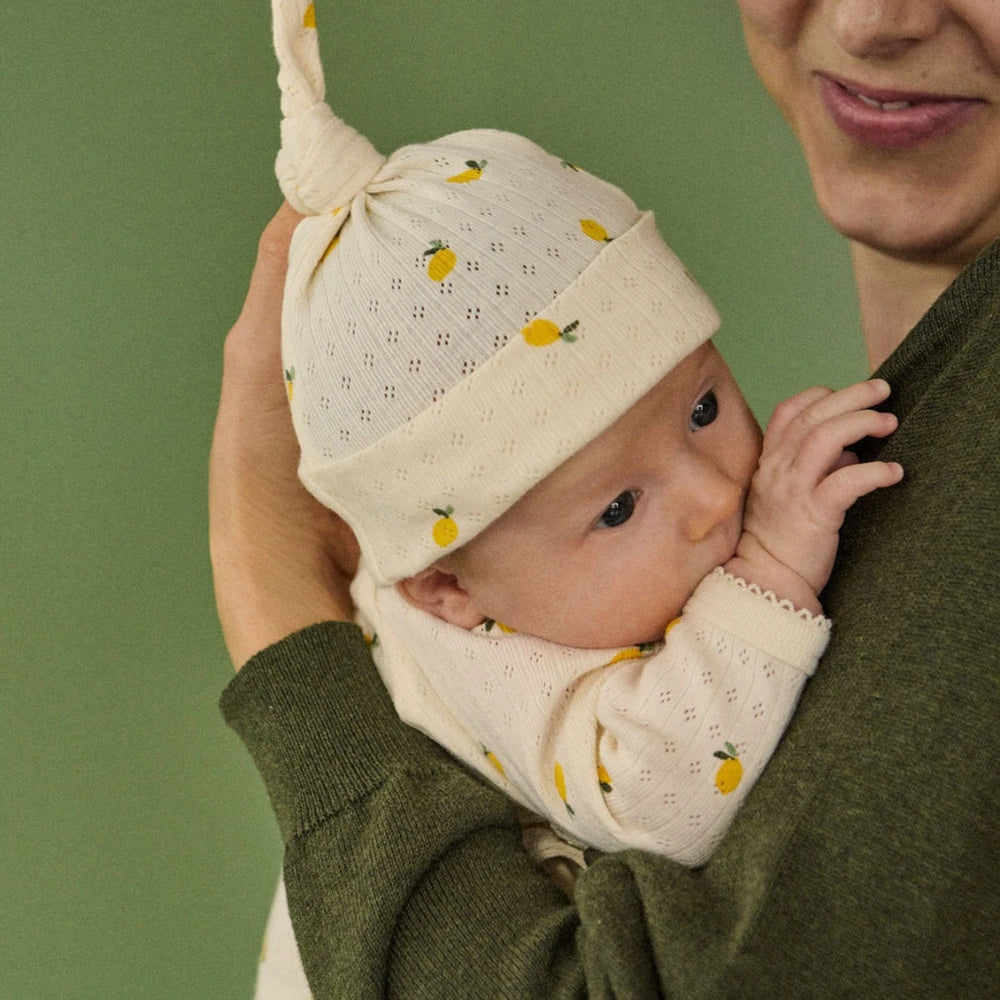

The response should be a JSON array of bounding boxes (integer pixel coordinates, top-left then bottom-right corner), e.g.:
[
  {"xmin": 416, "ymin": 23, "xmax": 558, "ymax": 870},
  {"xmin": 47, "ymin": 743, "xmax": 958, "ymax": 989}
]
[
  {"xmin": 498, "ymin": 341, "xmax": 717, "ymax": 510},
  {"xmin": 501, "ymin": 369, "xmax": 685, "ymax": 506}
]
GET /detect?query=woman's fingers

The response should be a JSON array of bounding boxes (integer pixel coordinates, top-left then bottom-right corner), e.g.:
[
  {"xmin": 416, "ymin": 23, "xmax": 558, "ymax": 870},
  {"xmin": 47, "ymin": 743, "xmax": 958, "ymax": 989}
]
[
  {"xmin": 210, "ymin": 203, "xmax": 357, "ymax": 669},
  {"xmin": 245, "ymin": 202, "xmax": 304, "ymax": 314}
]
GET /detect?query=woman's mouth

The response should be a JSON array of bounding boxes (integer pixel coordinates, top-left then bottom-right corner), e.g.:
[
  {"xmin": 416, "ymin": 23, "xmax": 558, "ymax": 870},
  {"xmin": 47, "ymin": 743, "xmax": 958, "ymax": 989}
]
[{"xmin": 818, "ymin": 74, "xmax": 984, "ymax": 150}]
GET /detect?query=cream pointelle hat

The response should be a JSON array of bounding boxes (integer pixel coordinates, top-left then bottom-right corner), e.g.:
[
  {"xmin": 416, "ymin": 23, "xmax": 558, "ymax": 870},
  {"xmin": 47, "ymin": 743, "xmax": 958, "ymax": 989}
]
[{"xmin": 275, "ymin": 0, "xmax": 721, "ymax": 585}]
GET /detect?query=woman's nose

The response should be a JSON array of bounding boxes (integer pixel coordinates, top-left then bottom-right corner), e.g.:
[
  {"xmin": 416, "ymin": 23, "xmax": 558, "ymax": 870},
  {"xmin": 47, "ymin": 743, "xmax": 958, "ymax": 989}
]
[
  {"xmin": 828, "ymin": 0, "xmax": 946, "ymax": 60},
  {"xmin": 677, "ymin": 458, "xmax": 745, "ymax": 543}
]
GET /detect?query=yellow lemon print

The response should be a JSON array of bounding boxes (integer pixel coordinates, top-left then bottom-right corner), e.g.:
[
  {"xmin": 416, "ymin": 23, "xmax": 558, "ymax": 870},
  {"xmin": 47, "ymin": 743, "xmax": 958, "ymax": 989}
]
[
  {"xmin": 424, "ymin": 240, "xmax": 456, "ymax": 282},
  {"xmin": 597, "ymin": 763, "xmax": 613, "ymax": 794},
  {"xmin": 362, "ymin": 632, "xmax": 379, "ymax": 648},
  {"xmin": 482, "ymin": 745, "xmax": 506, "ymax": 779},
  {"xmin": 284, "ymin": 367, "xmax": 295, "ymax": 402},
  {"xmin": 320, "ymin": 233, "xmax": 340, "ymax": 263},
  {"xmin": 432, "ymin": 506, "xmax": 459, "ymax": 547},
  {"xmin": 554, "ymin": 761, "xmax": 574, "ymax": 815},
  {"xmin": 484, "ymin": 619, "xmax": 517, "ymax": 634},
  {"xmin": 663, "ymin": 617, "xmax": 681, "ymax": 637},
  {"xmin": 448, "ymin": 159, "xmax": 487, "ymax": 183},
  {"xmin": 302, "ymin": 2, "xmax": 316, "ymax": 28},
  {"xmin": 580, "ymin": 218, "xmax": 613, "ymax": 242},
  {"xmin": 521, "ymin": 318, "xmax": 579, "ymax": 347},
  {"xmin": 713, "ymin": 743, "xmax": 743, "ymax": 795},
  {"xmin": 604, "ymin": 641, "xmax": 658, "ymax": 667}
]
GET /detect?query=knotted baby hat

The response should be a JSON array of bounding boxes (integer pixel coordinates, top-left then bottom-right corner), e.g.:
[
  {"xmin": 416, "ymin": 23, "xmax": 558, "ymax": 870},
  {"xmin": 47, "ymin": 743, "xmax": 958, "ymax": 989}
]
[{"xmin": 276, "ymin": 0, "xmax": 721, "ymax": 585}]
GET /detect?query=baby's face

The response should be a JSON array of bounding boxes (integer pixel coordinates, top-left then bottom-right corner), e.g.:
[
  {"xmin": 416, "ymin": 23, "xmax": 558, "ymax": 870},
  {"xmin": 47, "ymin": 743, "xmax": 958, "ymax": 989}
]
[{"xmin": 438, "ymin": 342, "xmax": 763, "ymax": 648}]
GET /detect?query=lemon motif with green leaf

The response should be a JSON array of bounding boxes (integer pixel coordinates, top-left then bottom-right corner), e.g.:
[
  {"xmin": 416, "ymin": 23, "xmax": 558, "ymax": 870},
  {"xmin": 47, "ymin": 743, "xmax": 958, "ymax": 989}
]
[
  {"xmin": 448, "ymin": 159, "xmax": 487, "ymax": 183},
  {"xmin": 713, "ymin": 742, "xmax": 743, "ymax": 795},
  {"xmin": 521, "ymin": 318, "xmax": 579, "ymax": 347},
  {"xmin": 554, "ymin": 761, "xmax": 574, "ymax": 815},
  {"xmin": 432, "ymin": 506, "xmax": 459, "ymax": 547},
  {"xmin": 424, "ymin": 240, "xmax": 456, "ymax": 282}
]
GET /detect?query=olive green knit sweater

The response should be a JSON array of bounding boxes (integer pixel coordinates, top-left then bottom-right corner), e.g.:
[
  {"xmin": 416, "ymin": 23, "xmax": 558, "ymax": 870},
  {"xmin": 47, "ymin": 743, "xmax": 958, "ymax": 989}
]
[{"xmin": 222, "ymin": 239, "xmax": 1000, "ymax": 999}]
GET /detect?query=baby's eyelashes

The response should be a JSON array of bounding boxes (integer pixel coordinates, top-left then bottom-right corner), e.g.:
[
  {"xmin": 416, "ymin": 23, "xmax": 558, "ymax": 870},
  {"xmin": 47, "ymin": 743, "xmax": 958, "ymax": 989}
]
[
  {"xmin": 690, "ymin": 390, "xmax": 719, "ymax": 430},
  {"xmin": 596, "ymin": 490, "xmax": 640, "ymax": 529}
]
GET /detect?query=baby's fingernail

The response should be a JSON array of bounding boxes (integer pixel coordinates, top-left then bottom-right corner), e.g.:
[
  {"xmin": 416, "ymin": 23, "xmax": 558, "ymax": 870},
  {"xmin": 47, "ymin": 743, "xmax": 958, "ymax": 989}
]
[{"xmin": 870, "ymin": 378, "xmax": 891, "ymax": 393}]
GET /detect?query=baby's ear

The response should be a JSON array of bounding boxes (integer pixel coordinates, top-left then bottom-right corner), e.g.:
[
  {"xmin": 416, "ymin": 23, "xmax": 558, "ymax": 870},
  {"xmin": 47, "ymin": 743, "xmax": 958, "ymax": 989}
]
[{"xmin": 396, "ymin": 566, "xmax": 485, "ymax": 629}]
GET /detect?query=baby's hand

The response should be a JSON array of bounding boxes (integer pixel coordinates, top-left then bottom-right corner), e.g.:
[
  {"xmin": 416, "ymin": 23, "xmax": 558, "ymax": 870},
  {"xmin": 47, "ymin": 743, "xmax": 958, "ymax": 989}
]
[{"xmin": 726, "ymin": 379, "xmax": 903, "ymax": 615}]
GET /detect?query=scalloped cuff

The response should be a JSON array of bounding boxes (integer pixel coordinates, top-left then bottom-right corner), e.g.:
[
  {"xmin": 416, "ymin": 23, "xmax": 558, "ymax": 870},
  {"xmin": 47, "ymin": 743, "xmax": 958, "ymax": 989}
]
[{"xmin": 683, "ymin": 567, "xmax": 831, "ymax": 676}]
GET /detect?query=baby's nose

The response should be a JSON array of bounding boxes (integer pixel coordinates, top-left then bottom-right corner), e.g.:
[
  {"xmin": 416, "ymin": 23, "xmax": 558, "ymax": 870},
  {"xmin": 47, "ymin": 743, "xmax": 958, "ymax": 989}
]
[{"xmin": 680, "ymin": 463, "xmax": 744, "ymax": 542}]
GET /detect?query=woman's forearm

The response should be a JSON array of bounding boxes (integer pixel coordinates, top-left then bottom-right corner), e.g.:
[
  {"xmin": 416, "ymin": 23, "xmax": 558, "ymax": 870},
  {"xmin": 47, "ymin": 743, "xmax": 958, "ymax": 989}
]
[{"xmin": 209, "ymin": 203, "xmax": 359, "ymax": 669}]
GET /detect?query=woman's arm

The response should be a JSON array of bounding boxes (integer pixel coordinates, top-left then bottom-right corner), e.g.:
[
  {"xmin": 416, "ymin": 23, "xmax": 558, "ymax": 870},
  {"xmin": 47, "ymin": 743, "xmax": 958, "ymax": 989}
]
[
  {"xmin": 209, "ymin": 204, "xmax": 686, "ymax": 996},
  {"xmin": 209, "ymin": 203, "xmax": 360, "ymax": 668}
]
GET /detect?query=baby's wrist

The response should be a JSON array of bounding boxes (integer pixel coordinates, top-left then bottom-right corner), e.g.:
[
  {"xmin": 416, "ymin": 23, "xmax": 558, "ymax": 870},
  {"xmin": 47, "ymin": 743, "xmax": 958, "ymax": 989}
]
[{"xmin": 724, "ymin": 536, "xmax": 823, "ymax": 617}]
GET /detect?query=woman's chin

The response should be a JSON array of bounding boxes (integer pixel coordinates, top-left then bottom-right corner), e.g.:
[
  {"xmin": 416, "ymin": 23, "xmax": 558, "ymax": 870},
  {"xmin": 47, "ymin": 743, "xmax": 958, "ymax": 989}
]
[{"xmin": 811, "ymin": 166, "xmax": 999, "ymax": 265}]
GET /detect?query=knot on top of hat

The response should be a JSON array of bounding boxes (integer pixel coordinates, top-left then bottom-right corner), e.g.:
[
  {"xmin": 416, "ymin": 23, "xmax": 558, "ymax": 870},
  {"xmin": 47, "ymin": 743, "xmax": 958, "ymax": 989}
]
[
  {"xmin": 276, "ymin": 102, "xmax": 386, "ymax": 215},
  {"xmin": 272, "ymin": 0, "xmax": 386, "ymax": 214}
]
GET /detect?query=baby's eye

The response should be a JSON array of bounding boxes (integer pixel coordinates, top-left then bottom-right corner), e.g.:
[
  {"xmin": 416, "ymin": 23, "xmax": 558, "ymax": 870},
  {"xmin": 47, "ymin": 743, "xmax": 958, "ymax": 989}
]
[
  {"xmin": 597, "ymin": 490, "xmax": 638, "ymax": 528},
  {"xmin": 690, "ymin": 390, "xmax": 719, "ymax": 430}
]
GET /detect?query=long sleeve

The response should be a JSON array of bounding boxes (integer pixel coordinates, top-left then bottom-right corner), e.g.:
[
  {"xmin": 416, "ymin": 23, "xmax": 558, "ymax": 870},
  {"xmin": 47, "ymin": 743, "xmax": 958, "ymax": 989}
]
[
  {"xmin": 357, "ymin": 567, "xmax": 828, "ymax": 864},
  {"xmin": 222, "ymin": 624, "xmax": 588, "ymax": 999},
  {"xmin": 224, "ymin": 622, "xmax": 782, "ymax": 999}
]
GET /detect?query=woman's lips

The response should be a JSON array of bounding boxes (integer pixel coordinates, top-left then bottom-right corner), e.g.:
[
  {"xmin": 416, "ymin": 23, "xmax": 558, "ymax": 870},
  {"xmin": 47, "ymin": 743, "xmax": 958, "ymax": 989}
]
[{"xmin": 818, "ymin": 74, "xmax": 983, "ymax": 150}]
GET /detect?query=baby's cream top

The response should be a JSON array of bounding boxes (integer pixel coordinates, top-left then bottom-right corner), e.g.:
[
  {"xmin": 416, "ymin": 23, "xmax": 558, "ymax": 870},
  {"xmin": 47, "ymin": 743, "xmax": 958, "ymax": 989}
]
[{"xmin": 354, "ymin": 564, "xmax": 830, "ymax": 864}]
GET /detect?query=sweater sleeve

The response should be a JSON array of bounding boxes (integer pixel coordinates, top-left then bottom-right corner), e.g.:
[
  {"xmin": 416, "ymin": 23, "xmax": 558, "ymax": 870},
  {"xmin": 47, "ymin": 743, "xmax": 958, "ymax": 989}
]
[
  {"xmin": 220, "ymin": 622, "xmax": 746, "ymax": 999},
  {"xmin": 221, "ymin": 624, "xmax": 584, "ymax": 997}
]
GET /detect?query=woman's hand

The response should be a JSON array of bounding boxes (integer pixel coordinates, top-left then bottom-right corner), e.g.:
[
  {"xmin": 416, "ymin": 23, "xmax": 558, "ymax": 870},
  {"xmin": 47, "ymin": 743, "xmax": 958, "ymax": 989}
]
[{"xmin": 209, "ymin": 203, "xmax": 360, "ymax": 670}]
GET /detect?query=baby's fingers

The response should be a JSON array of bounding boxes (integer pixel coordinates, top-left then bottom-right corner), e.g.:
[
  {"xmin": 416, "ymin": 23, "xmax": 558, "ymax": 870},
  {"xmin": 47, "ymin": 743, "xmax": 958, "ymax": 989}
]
[
  {"xmin": 766, "ymin": 379, "xmax": 893, "ymax": 453},
  {"xmin": 816, "ymin": 459, "xmax": 904, "ymax": 516},
  {"xmin": 791, "ymin": 407, "xmax": 899, "ymax": 484},
  {"xmin": 765, "ymin": 386, "xmax": 834, "ymax": 440}
]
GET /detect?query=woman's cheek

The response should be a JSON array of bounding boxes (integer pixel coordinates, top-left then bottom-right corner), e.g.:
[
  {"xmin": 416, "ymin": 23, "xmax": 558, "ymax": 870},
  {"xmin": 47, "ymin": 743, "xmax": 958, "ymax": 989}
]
[{"xmin": 736, "ymin": 0, "xmax": 811, "ymax": 47}]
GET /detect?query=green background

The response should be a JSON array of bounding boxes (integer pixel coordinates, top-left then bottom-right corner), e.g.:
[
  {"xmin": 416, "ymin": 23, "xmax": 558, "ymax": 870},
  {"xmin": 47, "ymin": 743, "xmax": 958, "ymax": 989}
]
[{"xmin": 1, "ymin": 1, "xmax": 863, "ymax": 996}]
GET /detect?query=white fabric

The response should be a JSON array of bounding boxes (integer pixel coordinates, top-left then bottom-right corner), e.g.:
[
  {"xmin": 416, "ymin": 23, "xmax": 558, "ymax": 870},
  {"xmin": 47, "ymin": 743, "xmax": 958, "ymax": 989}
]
[
  {"xmin": 254, "ymin": 877, "xmax": 313, "ymax": 1000},
  {"xmin": 273, "ymin": 0, "xmax": 385, "ymax": 213},
  {"xmin": 289, "ymin": 207, "xmax": 718, "ymax": 584},
  {"xmin": 355, "ymin": 567, "xmax": 830, "ymax": 864},
  {"xmin": 273, "ymin": 0, "xmax": 719, "ymax": 584}
]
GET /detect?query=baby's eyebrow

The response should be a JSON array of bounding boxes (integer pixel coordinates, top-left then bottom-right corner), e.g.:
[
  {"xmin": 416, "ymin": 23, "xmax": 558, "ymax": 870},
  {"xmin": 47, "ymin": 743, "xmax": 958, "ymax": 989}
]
[{"xmin": 549, "ymin": 465, "xmax": 630, "ymax": 511}]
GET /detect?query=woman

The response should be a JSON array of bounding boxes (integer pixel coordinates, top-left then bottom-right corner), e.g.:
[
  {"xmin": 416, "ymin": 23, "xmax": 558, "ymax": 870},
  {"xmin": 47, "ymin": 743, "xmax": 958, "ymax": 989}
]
[{"xmin": 212, "ymin": 3, "xmax": 1000, "ymax": 996}]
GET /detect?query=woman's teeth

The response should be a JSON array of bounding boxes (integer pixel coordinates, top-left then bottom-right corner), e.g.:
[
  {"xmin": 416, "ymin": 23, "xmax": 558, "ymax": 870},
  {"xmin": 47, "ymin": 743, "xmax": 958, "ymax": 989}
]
[{"xmin": 851, "ymin": 89, "xmax": 914, "ymax": 111}]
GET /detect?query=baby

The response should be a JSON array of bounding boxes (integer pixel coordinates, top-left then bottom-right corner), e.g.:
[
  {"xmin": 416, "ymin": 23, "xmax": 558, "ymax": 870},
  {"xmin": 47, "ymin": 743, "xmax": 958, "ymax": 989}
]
[{"xmin": 273, "ymin": 0, "xmax": 901, "ymax": 868}]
